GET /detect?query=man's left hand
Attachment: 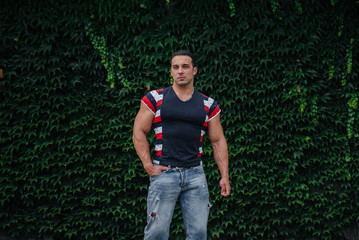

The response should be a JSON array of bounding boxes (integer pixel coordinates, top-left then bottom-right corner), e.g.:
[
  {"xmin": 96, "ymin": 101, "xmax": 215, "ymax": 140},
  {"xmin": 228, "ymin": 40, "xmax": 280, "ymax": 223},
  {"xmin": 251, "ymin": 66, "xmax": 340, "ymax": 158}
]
[{"xmin": 220, "ymin": 178, "xmax": 231, "ymax": 197}]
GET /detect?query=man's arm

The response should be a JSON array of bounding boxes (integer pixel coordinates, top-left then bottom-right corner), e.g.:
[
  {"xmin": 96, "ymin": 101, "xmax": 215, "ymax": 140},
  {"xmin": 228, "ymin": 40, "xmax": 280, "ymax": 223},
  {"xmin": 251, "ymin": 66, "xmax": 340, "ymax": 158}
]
[
  {"xmin": 132, "ymin": 102, "xmax": 167, "ymax": 176},
  {"xmin": 208, "ymin": 113, "xmax": 231, "ymax": 197}
]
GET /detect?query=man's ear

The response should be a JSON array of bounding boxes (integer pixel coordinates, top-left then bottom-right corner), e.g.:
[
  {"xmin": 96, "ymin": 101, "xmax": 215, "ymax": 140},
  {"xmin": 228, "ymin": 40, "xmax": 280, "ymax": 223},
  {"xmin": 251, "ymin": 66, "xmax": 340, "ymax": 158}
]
[{"xmin": 193, "ymin": 67, "xmax": 198, "ymax": 75}]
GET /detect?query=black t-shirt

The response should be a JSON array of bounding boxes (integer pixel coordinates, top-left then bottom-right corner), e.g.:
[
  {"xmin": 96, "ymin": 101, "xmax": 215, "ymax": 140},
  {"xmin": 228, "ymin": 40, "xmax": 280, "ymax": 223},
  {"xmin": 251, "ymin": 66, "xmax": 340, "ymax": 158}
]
[{"xmin": 141, "ymin": 86, "xmax": 220, "ymax": 167}]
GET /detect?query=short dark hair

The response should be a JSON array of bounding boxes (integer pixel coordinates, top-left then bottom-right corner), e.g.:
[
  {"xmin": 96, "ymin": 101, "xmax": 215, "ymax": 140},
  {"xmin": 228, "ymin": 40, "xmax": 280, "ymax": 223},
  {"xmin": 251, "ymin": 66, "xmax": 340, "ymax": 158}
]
[{"xmin": 171, "ymin": 50, "xmax": 196, "ymax": 67}]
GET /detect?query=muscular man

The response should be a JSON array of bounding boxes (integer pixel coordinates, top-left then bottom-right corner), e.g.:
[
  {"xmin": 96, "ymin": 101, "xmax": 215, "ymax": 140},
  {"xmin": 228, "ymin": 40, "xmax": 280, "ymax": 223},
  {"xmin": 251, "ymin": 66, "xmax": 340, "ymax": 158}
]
[{"xmin": 133, "ymin": 50, "xmax": 231, "ymax": 240}]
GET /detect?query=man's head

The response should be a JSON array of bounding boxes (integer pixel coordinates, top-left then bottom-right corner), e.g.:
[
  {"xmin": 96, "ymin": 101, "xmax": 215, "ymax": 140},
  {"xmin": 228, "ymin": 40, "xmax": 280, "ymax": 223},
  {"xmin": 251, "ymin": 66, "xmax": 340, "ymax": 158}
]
[{"xmin": 170, "ymin": 50, "xmax": 197, "ymax": 87}]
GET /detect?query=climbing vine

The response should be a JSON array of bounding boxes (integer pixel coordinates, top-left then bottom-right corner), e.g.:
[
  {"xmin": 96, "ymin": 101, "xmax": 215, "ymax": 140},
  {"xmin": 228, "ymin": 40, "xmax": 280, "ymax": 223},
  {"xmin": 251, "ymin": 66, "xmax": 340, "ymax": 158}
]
[
  {"xmin": 227, "ymin": 0, "xmax": 236, "ymax": 17},
  {"xmin": 85, "ymin": 15, "xmax": 128, "ymax": 89},
  {"xmin": 337, "ymin": 13, "xmax": 344, "ymax": 37},
  {"xmin": 347, "ymin": 38, "xmax": 354, "ymax": 74},
  {"xmin": 311, "ymin": 95, "xmax": 318, "ymax": 126},
  {"xmin": 347, "ymin": 93, "xmax": 358, "ymax": 139},
  {"xmin": 295, "ymin": 0, "xmax": 303, "ymax": 15}
]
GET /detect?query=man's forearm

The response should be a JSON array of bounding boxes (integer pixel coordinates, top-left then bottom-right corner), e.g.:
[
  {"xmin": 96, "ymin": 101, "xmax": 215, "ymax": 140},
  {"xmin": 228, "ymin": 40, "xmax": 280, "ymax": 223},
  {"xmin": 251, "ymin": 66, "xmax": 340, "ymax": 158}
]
[
  {"xmin": 133, "ymin": 130, "xmax": 168, "ymax": 176},
  {"xmin": 212, "ymin": 137, "xmax": 231, "ymax": 197},
  {"xmin": 212, "ymin": 138, "xmax": 229, "ymax": 179},
  {"xmin": 132, "ymin": 130, "xmax": 152, "ymax": 168}
]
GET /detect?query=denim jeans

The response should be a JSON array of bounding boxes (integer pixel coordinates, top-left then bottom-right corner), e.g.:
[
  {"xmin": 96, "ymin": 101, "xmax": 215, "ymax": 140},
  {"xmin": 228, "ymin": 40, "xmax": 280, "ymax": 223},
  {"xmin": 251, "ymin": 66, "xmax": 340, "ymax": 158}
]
[{"xmin": 144, "ymin": 165, "xmax": 210, "ymax": 240}]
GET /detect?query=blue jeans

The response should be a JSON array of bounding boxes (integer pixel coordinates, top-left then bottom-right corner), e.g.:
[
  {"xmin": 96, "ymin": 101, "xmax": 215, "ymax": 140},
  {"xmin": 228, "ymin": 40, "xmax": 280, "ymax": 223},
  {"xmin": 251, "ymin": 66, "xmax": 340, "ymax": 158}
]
[{"xmin": 144, "ymin": 165, "xmax": 210, "ymax": 240}]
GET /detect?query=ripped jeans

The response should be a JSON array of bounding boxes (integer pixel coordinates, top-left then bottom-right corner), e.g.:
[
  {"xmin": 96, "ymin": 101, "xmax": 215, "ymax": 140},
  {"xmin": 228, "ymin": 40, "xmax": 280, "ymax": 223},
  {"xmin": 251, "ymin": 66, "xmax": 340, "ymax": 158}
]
[{"xmin": 144, "ymin": 165, "xmax": 210, "ymax": 240}]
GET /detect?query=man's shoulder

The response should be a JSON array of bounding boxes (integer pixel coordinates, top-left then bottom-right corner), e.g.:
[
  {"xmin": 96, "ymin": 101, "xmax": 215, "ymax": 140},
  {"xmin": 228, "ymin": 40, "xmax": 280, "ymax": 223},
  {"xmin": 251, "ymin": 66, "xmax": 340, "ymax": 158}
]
[
  {"xmin": 195, "ymin": 89, "xmax": 215, "ymax": 102},
  {"xmin": 147, "ymin": 86, "xmax": 170, "ymax": 95}
]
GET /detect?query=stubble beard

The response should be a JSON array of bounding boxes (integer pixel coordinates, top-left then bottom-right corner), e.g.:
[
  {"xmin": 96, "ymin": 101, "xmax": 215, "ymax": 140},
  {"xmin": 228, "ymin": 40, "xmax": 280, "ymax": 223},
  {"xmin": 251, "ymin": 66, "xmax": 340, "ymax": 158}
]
[{"xmin": 175, "ymin": 76, "xmax": 193, "ymax": 87}]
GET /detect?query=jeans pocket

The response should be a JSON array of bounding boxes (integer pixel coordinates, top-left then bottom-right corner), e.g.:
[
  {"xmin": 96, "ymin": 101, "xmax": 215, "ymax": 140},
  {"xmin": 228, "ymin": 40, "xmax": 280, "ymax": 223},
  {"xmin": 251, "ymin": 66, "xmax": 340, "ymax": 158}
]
[
  {"xmin": 149, "ymin": 169, "xmax": 167, "ymax": 182},
  {"xmin": 193, "ymin": 165, "xmax": 205, "ymax": 174}
]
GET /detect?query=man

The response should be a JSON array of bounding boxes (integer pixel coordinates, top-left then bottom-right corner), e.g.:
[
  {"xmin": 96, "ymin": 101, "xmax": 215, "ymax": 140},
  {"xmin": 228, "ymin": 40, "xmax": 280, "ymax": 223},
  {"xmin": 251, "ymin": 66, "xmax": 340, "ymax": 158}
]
[{"xmin": 132, "ymin": 50, "xmax": 231, "ymax": 240}]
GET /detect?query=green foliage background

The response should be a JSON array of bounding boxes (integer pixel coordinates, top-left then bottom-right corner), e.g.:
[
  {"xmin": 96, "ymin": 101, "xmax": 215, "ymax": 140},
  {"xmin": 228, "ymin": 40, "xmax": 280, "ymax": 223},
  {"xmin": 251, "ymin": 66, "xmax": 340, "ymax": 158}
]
[{"xmin": 1, "ymin": 0, "xmax": 359, "ymax": 239}]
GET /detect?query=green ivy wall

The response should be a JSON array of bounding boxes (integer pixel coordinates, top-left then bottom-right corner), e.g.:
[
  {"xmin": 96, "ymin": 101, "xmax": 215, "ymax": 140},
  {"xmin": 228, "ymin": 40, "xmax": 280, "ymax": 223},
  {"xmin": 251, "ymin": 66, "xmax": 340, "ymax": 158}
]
[{"xmin": 1, "ymin": 0, "xmax": 359, "ymax": 239}]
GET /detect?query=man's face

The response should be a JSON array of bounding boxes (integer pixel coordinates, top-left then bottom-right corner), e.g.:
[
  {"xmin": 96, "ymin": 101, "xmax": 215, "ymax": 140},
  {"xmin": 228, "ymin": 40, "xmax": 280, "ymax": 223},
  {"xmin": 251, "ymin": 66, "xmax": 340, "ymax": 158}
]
[{"xmin": 170, "ymin": 55, "xmax": 197, "ymax": 87}]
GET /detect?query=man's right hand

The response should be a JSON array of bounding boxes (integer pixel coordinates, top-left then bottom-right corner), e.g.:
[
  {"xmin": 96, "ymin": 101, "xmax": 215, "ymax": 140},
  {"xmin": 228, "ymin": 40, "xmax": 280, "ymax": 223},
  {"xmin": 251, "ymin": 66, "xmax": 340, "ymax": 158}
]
[{"xmin": 144, "ymin": 164, "xmax": 168, "ymax": 176}]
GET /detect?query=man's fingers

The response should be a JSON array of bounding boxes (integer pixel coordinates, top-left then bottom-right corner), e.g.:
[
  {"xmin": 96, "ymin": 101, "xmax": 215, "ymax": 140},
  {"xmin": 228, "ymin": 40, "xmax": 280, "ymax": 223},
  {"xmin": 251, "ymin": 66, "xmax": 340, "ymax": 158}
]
[
  {"xmin": 221, "ymin": 185, "xmax": 231, "ymax": 197},
  {"xmin": 149, "ymin": 166, "xmax": 168, "ymax": 176},
  {"xmin": 159, "ymin": 166, "xmax": 168, "ymax": 172},
  {"xmin": 220, "ymin": 179, "xmax": 231, "ymax": 197}
]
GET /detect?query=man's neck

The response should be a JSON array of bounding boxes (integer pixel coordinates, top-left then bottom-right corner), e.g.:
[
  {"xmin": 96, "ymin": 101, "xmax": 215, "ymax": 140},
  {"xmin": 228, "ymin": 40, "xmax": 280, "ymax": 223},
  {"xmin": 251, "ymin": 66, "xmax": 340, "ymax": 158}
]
[{"xmin": 172, "ymin": 84, "xmax": 194, "ymax": 102}]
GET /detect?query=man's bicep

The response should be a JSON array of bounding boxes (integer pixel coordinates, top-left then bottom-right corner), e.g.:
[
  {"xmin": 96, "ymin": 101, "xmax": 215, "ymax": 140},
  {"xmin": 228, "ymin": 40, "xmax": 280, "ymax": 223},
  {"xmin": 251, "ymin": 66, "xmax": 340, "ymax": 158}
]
[
  {"xmin": 133, "ymin": 102, "xmax": 155, "ymax": 134},
  {"xmin": 207, "ymin": 113, "xmax": 225, "ymax": 142}
]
